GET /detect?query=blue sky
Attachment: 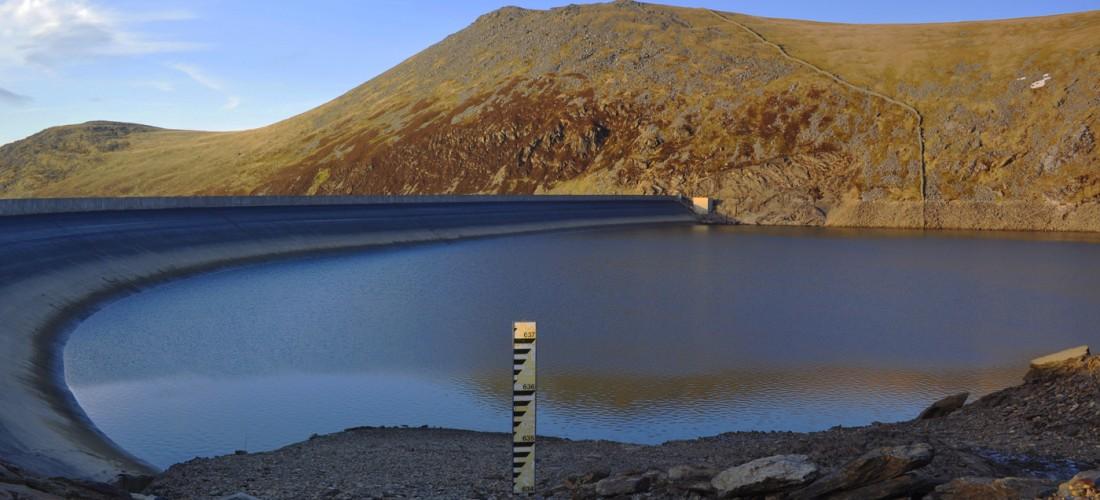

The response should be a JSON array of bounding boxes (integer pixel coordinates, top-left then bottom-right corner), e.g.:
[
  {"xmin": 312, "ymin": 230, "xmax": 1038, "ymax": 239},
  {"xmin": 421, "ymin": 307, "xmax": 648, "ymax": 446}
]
[{"xmin": 1, "ymin": 0, "xmax": 1097, "ymax": 146}]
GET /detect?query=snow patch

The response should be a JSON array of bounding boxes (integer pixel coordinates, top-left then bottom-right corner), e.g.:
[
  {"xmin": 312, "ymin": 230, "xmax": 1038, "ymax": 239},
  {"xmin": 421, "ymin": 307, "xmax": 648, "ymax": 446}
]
[{"xmin": 1030, "ymin": 74, "xmax": 1052, "ymax": 89}]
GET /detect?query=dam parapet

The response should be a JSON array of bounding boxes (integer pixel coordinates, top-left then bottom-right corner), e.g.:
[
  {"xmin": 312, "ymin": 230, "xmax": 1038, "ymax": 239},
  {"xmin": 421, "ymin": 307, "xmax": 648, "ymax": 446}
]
[{"xmin": 0, "ymin": 195, "xmax": 685, "ymax": 217}]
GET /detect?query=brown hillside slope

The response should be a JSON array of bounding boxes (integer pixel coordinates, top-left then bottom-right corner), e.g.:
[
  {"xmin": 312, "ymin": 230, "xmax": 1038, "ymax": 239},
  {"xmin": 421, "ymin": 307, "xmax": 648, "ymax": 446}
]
[{"xmin": 1, "ymin": 1, "xmax": 1097, "ymax": 230}]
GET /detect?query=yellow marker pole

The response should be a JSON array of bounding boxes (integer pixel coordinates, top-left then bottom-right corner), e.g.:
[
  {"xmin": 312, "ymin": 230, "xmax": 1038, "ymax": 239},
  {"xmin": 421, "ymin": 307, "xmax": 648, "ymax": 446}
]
[{"xmin": 512, "ymin": 321, "xmax": 537, "ymax": 495}]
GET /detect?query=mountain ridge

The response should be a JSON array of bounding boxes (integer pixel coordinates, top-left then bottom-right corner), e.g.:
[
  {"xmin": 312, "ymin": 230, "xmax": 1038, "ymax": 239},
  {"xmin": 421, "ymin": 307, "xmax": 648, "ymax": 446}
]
[{"xmin": 1, "ymin": 1, "xmax": 1097, "ymax": 230}]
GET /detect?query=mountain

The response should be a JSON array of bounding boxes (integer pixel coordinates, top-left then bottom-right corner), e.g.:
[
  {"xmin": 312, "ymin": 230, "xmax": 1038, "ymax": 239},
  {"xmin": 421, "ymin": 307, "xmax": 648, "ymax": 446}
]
[{"xmin": 1, "ymin": 1, "xmax": 1097, "ymax": 230}]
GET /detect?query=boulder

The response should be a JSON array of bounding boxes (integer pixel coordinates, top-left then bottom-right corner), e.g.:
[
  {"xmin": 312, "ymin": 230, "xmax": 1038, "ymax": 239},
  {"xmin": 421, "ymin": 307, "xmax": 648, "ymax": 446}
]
[
  {"xmin": 667, "ymin": 464, "xmax": 717, "ymax": 482},
  {"xmin": 1057, "ymin": 469, "xmax": 1100, "ymax": 499},
  {"xmin": 826, "ymin": 472, "xmax": 939, "ymax": 500},
  {"xmin": 710, "ymin": 454, "xmax": 819, "ymax": 497},
  {"xmin": 928, "ymin": 476, "xmax": 1057, "ymax": 499},
  {"xmin": 917, "ymin": 392, "xmax": 969, "ymax": 419},
  {"xmin": 595, "ymin": 474, "xmax": 651, "ymax": 497},
  {"xmin": 1030, "ymin": 345, "xmax": 1090, "ymax": 369},
  {"xmin": 790, "ymin": 443, "xmax": 933, "ymax": 499}
]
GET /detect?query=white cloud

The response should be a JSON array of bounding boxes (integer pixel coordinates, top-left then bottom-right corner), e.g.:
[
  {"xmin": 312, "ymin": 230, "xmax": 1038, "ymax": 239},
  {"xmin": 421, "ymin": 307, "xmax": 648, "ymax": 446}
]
[
  {"xmin": 171, "ymin": 62, "xmax": 240, "ymax": 112},
  {"xmin": 169, "ymin": 63, "xmax": 222, "ymax": 91},
  {"xmin": 0, "ymin": 0, "xmax": 200, "ymax": 68},
  {"xmin": 0, "ymin": 87, "xmax": 32, "ymax": 106}
]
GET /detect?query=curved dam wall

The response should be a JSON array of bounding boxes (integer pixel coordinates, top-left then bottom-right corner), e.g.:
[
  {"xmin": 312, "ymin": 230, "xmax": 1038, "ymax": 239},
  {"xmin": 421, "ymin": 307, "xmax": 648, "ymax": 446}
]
[{"xmin": 0, "ymin": 196, "xmax": 697, "ymax": 482}]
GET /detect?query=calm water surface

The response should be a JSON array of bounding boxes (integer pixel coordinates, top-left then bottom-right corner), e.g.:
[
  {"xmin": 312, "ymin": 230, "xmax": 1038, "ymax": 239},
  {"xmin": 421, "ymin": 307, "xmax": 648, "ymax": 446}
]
[{"xmin": 64, "ymin": 225, "xmax": 1100, "ymax": 468}]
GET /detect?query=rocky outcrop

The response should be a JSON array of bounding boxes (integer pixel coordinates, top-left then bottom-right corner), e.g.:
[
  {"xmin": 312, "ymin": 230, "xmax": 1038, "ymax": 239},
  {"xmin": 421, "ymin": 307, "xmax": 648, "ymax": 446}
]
[
  {"xmin": 561, "ymin": 446, "xmax": 940, "ymax": 499},
  {"xmin": 928, "ymin": 476, "xmax": 1058, "ymax": 499},
  {"xmin": 1030, "ymin": 345, "xmax": 1091, "ymax": 370},
  {"xmin": 1056, "ymin": 469, "xmax": 1100, "ymax": 499},
  {"xmin": 789, "ymin": 443, "xmax": 934, "ymax": 499},
  {"xmin": 826, "ymin": 472, "xmax": 938, "ymax": 500},
  {"xmin": 917, "ymin": 392, "xmax": 969, "ymax": 420}
]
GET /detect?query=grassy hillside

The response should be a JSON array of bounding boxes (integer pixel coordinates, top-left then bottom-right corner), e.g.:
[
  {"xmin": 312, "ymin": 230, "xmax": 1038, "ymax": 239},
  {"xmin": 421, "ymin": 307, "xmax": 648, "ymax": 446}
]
[{"xmin": 1, "ymin": 1, "xmax": 1097, "ymax": 229}]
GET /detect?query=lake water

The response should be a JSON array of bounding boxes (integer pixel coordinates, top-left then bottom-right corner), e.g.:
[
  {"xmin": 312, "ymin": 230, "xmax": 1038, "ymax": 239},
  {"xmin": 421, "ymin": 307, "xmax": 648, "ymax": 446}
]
[{"xmin": 64, "ymin": 225, "xmax": 1100, "ymax": 468}]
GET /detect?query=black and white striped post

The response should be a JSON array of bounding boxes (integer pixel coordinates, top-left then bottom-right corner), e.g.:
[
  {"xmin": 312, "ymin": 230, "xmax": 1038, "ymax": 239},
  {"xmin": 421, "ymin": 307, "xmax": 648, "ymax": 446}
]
[{"xmin": 512, "ymin": 321, "xmax": 537, "ymax": 495}]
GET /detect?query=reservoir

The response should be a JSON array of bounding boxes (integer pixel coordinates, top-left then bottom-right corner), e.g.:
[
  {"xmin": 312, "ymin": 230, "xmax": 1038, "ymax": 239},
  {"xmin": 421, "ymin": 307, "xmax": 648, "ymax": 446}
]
[{"xmin": 64, "ymin": 225, "xmax": 1100, "ymax": 468}]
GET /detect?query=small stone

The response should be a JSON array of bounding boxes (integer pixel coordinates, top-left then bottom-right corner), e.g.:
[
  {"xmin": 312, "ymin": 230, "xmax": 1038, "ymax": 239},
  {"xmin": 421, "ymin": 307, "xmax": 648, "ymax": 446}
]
[
  {"xmin": 917, "ymin": 392, "xmax": 969, "ymax": 419},
  {"xmin": 595, "ymin": 474, "xmax": 652, "ymax": 497},
  {"xmin": 711, "ymin": 454, "xmax": 819, "ymax": 497}
]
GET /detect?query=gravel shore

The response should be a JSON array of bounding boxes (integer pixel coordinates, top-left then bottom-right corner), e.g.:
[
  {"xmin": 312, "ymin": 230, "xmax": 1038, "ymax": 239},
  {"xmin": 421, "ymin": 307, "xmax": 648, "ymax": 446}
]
[
  {"xmin": 2, "ymin": 352, "xmax": 1094, "ymax": 499},
  {"xmin": 133, "ymin": 354, "xmax": 1100, "ymax": 499}
]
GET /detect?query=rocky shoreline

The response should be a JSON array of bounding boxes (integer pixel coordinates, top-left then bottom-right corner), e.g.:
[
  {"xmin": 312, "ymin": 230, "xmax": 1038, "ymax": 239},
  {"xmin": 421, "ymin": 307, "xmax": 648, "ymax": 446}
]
[{"xmin": 3, "ymin": 347, "xmax": 1097, "ymax": 499}]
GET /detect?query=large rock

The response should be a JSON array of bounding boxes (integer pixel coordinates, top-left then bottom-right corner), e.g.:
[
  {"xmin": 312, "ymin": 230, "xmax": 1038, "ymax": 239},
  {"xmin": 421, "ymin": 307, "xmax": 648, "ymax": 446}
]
[
  {"xmin": 1025, "ymin": 345, "xmax": 1093, "ymax": 382},
  {"xmin": 928, "ymin": 476, "xmax": 1057, "ymax": 499},
  {"xmin": 790, "ymin": 443, "xmax": 933, "ymax": 499},
  {"xmin": 595, "ymin": 474, "xmax": 651, "ymax": 497},
  {"xmin": 917, "ymin": 392, "xmax": 969, "ymax": 419},
  {"xmin": 1057, "ymin": 469, "xmax": 1100, "ymax": 499},
  {"xmin": 710, "ymin": 454, "xmax": 819, "ymax": 497},
  {"xmin": 1030, "ymin": 345, "xmax": 1090, "ymax": 369},
  {"xmin": 826, "ymin": 472, "xmax": 939, "ymax": 500}
]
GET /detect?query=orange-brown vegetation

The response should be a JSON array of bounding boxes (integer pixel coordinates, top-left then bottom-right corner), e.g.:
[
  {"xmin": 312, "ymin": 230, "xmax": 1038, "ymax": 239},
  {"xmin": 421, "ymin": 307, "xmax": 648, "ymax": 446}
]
[{"xmin": 1, "ymin": 1, "xmax": 1097, "ymax": 229}]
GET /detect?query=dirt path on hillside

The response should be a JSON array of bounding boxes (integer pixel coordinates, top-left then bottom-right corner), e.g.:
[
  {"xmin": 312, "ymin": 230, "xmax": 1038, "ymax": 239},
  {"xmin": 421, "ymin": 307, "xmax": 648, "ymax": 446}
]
[{"xmin": 707, "ymin": 10, "xmax": 929, "ymax": 211}]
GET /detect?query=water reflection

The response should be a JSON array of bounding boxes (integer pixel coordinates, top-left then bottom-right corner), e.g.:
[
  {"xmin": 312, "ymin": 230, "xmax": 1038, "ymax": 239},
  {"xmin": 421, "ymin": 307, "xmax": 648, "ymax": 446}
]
[{"xmin": 65, "ymin": 225, "xmax": 1100, "ymax": 467}]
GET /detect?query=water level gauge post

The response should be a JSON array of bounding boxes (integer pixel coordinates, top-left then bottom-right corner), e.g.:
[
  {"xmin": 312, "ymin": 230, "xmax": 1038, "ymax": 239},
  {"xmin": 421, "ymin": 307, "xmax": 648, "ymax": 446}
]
[{"xmin": 512, "ymin": 321, "xmax": 537, "ymax": 495}]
